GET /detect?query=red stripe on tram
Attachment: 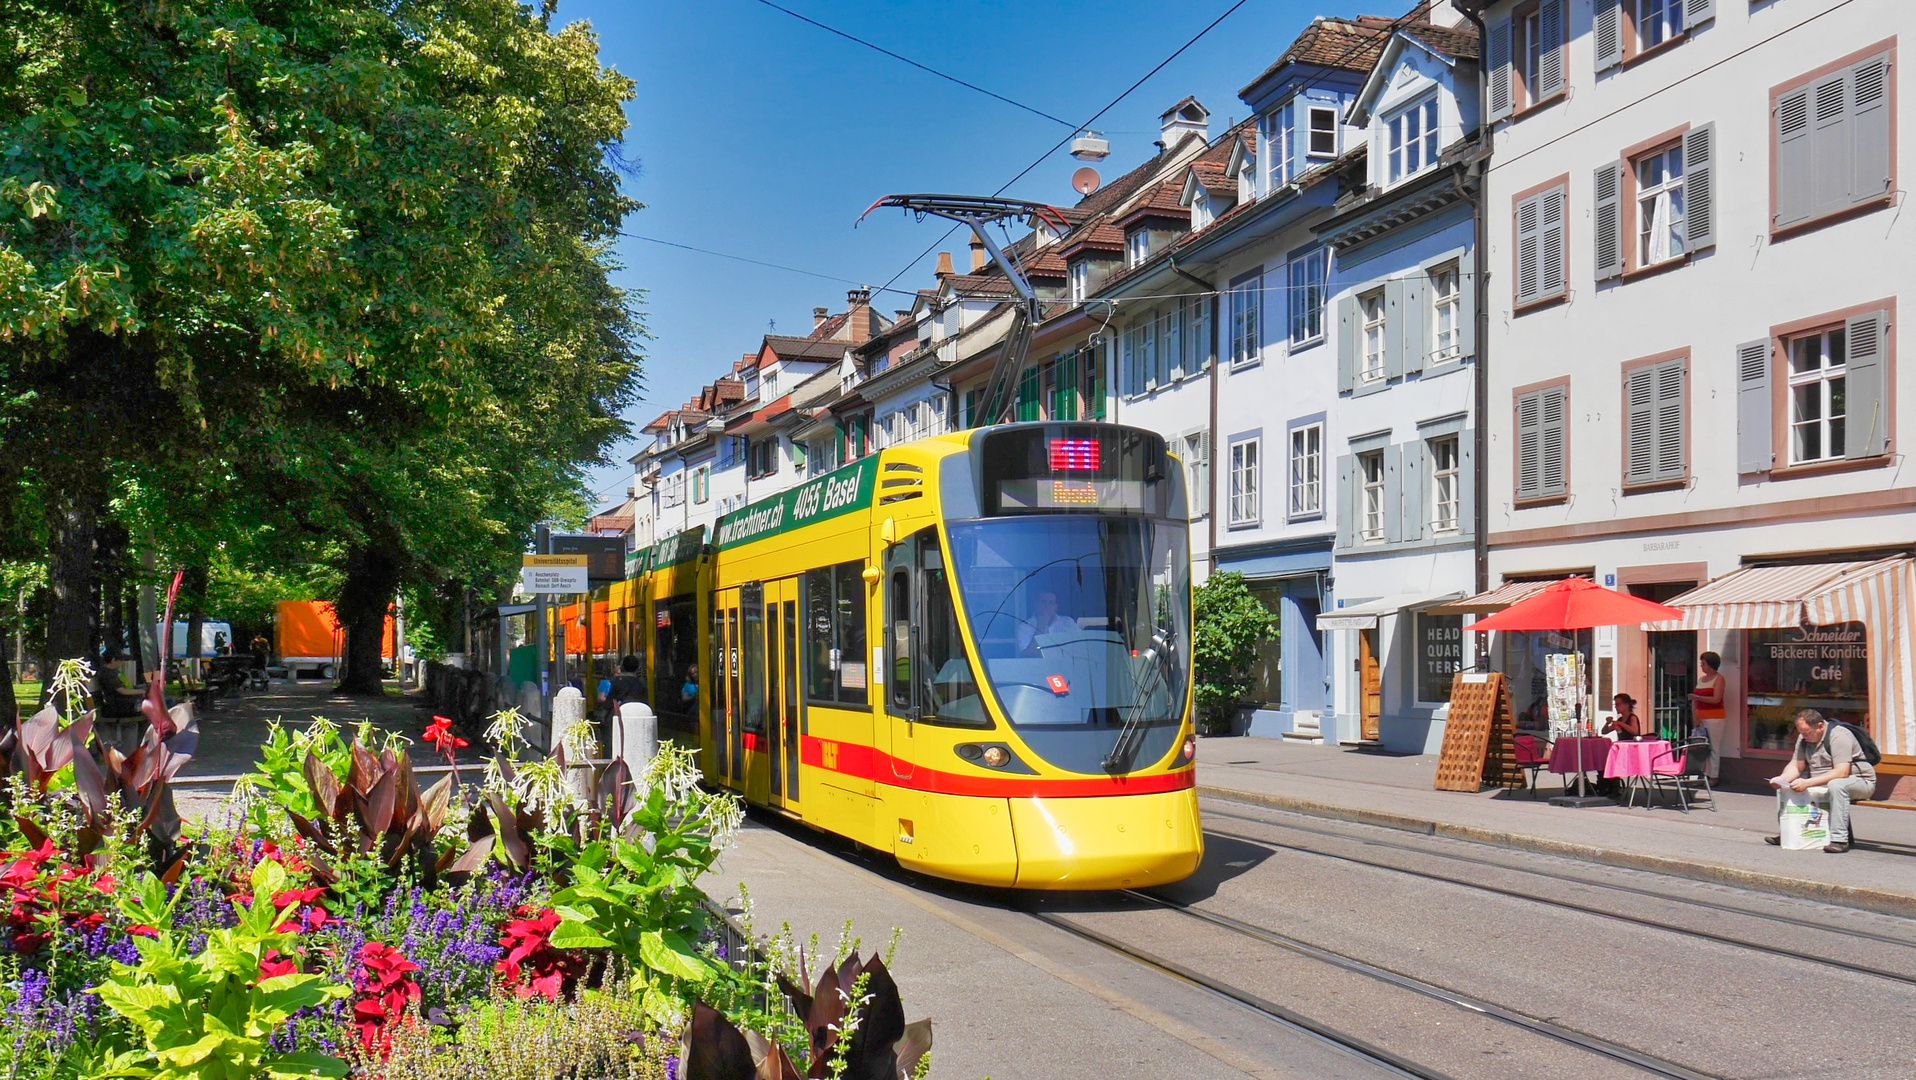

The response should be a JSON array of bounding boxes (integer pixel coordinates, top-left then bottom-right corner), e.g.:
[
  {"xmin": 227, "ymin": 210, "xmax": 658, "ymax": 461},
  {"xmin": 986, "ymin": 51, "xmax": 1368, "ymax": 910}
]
[{"xmin": 799, "ymin": 735, "xmax": 1194, "ymax": 799}]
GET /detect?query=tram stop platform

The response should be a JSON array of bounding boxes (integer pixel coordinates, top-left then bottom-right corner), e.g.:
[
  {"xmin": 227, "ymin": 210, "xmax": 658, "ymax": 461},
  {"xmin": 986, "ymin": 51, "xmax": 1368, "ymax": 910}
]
[{"xmin": 1194, "ymin": 737, "xmax": 1916, "ymax": 918}]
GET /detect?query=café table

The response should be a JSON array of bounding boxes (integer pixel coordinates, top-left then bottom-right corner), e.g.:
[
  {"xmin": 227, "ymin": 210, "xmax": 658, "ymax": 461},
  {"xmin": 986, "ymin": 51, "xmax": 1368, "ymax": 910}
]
[
  {"xmin": 1547, "ymin": 736, "xmax": 1614, "ymax": 794},
  {"xmin": 1604, "ymin": 738, "xmax": 1674, "ymax": 808}
]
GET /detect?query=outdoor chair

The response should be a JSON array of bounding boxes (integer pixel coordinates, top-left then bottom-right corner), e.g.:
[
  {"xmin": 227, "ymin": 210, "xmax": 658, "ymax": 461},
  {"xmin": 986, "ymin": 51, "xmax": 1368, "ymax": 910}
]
[
  {"xmin": 1513, "ymin": 734, "xmax": 1551, "ymax": 798},
  {"xmin": 1649, "ymin": 737, "xmax": 1715, "ymax": 813}
]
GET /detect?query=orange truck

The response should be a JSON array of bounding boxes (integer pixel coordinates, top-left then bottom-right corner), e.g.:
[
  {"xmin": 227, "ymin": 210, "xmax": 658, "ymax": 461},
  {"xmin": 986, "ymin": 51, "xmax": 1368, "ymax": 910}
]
[{"xmin": 275, "ymin": 601, "xmax": 394, "ymax": 680}]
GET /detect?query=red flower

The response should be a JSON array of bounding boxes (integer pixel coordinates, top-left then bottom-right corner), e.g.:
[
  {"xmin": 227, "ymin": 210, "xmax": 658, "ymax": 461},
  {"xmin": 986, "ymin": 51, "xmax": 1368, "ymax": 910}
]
[
  {"xmin": 260, "ymin": 949, "xmax": 300, "ymax": 979},
  {"xmin": 422, "ymin": 715, "xmax": 468, "ymax": 758},
  {"xmin": 352, "ymin": 941, "xmax": 423, "ymax": 1058},
  {"xmin": 127, "ymin": 924, "xmax": 160, "ymax": 938},
  {"xmin": 495, "ymin": 906, "xmax": 587, "ymax": 1000},
  {"xmin": 92, "ymin": 874, "xmax": 117, "ymax": 895}
]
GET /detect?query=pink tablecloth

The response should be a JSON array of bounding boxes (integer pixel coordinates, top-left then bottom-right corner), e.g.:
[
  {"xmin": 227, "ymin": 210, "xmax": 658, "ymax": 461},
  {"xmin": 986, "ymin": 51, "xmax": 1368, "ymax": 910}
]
[
  {"xmin": 1604, "ymin": 739, "xmax": 1673, "ymax": 779},
  {"xmin": 1547, "ymin": 737, "xmax": 1614, "ymax": 775}
]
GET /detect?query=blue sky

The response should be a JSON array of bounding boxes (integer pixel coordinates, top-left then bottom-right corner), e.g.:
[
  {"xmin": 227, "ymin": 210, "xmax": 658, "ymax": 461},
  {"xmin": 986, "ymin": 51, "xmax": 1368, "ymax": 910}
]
[{"xmin": 572, "ymin": 0, "xmax": 1380, "ymax": 510}]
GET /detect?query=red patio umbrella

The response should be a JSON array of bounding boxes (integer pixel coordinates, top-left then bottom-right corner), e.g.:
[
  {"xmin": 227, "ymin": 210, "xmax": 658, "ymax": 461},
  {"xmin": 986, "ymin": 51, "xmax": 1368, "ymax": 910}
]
[
  {"xmin": 1469, "ymin": 576, "xmax": 1683, "ymax": 632},
  {"xmin": 1469, "ymin": 577, "xmax": 1683, "ymax": 806}
]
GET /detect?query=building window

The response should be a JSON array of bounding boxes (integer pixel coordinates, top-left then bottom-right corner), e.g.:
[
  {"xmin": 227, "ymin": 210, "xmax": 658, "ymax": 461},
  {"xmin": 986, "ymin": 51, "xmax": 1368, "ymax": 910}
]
[
  {"xmin": 1635, "ymin": 0, "xmax": 1683, "ymax": 52},
  {"xmin": 1016, "ymin": 366, "xmax": 1041, "ymax": 422},
  {"xmin": 692, "ymin": 466, "xmax": 711, "ymax": 504},
  {"xmin": 1183, "ymin": 432, "xmax": 1210, "ymax": 519},
  {"xmin": 662, "ymin": 473, "xmax": 684, "ymax": 508},
  {"xmin": 1359, "ymin": 290, "xmax": 1387, "ymax": 382},
  {"xmin": 1430, "ymin": 435, "xmax": 1460, "ymax": 533},
  {"xmin": 1386, "ymin": 95, "xmax": 1440, "ymax": 184},
  {"xmin": 1431, "ymin": 263, "xmax": 1462, "ymax": 362},
  {"xmin": 1069, "ymin": 260, "xmax": 1089, "ymax": 303},
  {"xmin": 1047, "ymin": 356, "xmax": 1078, "ymax": 421},
  {"xmin": 1123, "ymin": 318, "xmax": 1158, "ymax": 394},
  {"xmin": 1289, "ymin": 423, "xmax": 1322, "ymax": 518},
  {"xmin": 747, "ymin": 438, "xmax": 778, "ymax": 479},
  {"xmin": 1229, "ymin": 273, "xmax": 1260, "ymax": 367},
  {"xmin": 1636, "ymin": 145, "xmax": 1686, "ymax": 267},
  {"xmin": 1513, "ymin": 183, "xmax": 1567, "ymax": 307},
  {"xmin": 1624, "ymin": 354, "xmax": 1687, "ymax": 485},
  {"xmin": 1787, "ymin": 327, "xmax": 1847, "ymax": 464},
  {"xmin": 1773, "ymin": 48, "xmax": 1893, "ymax": 233},
  {"xmin": 1267, "ymin": 106, "xmax": 1297, "ymax": 188},
  {"xmin": 1515, "ymin": 383, "xmax": 1569, "ymax": 501},
  {"xmin": 1307, "ymin": 105, "xmax": 1338, "ymax": 157},
  {"xmin": 1126, "ymin": 229, "xmax": 1150, "ymax": 268},
  {"xmin": 1288, "ymin": 247, "xmax": 1327, "ymax": 346},
  {"xmin": 1416, "ymin": 613, "xmax": 1465, "ymax": 704},
  {"xmin": 1229, "ymin": 437, "xmax": 1261, "ymax": 526},
  {"xmin": 1357, "ymin": 451, "xmax": 1385, "ymax": 542}
]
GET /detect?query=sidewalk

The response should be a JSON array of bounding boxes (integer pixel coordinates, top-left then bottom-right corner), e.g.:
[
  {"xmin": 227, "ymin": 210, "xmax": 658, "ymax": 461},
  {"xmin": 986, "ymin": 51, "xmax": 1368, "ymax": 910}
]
[{"xmin": 1195, "ymin": 737, "xmax": 1916, "ymax": 917}]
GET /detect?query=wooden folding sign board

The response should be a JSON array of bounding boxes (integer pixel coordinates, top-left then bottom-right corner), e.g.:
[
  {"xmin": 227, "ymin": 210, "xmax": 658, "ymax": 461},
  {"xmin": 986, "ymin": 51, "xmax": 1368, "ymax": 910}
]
[{"xmin": 1434, "ymin": 671, "xmax": 1520, "ymax": 792}]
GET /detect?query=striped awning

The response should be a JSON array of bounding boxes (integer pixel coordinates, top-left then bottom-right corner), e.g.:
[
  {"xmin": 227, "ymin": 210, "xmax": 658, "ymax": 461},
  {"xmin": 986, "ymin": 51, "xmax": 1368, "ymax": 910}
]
[
  {"xmin": 1647, "ymin": 561, "xmax": 1879, "ymax": 630},
  {"xmin": 1314, "ymin": 591, "xmax": 1464, "ymax": 632},
  {"xmin": 1425, "ymin": 579, "xmax": 1557, "ymax": 616}
]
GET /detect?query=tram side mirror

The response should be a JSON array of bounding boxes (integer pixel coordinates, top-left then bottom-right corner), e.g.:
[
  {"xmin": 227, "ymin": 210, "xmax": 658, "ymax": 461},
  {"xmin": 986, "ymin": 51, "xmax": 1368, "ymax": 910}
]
[{"xmin": 879, "ymin": 516, "xmax": 897, "ymax": 546}]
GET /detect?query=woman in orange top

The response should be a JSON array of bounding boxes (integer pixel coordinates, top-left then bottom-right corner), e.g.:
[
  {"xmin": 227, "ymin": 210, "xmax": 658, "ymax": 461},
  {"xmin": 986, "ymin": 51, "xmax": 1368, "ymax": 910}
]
[{"xmin": 1690, "ymin": 650, "xmax": 1727, "ymax": 778}]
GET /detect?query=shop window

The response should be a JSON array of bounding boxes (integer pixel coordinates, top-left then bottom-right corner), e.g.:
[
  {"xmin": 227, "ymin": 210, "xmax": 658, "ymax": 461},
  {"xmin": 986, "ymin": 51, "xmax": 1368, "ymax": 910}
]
[
  {"xmin": 1416, "ymin": 612, "xmax": 1465, "ymax": 704},
  {"xmin": 1745, "ymin": 623, "xmax": 1868, "ymax": 751},
  {"xmin": 803, "ymin": 560, "xmax": 868, "ymax": 706}
]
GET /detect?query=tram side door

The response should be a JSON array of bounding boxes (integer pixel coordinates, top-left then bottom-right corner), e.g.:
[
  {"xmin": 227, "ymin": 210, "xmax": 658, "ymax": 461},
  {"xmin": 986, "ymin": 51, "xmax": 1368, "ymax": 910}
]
[
  {"xmin": 711, "ymin": 586, "xmax": 747, "ymax": 791},
  {"xmin": 764, "ymin": 577, "xmax": 802, "ymax": 813}
]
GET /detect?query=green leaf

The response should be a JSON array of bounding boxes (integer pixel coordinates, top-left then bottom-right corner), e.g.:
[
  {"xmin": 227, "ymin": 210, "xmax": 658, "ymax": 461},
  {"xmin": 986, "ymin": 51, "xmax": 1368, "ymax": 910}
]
[
  {"xmin": 640, "ymin": 930, "xmax": 712, "ymax": 983},
  {"xmin": 265, "ymin": 1051, "xmax": 351, "ymax": 1079},
  {"xmin": 548, "ymin": 919, "xmax": 613, "ymax": 950}
]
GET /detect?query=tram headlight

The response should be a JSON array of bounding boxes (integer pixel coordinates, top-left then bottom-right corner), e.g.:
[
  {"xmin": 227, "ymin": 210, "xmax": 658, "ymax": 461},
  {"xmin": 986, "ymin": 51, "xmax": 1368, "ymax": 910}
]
[
  {"xmin": 982, "ymin": 745, "xmax": 1011, "ymax": 768},
  {"xmin": 1182, "ymin": 734, "xmax": 1197, "ymax": 763}
]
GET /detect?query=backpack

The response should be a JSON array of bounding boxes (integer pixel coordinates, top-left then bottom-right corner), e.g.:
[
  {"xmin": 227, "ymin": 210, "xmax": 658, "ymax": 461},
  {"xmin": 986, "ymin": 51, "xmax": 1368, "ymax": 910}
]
[{"xmin": 1831, "ymin": 720, "xmax": 1883, "ymax": 767}]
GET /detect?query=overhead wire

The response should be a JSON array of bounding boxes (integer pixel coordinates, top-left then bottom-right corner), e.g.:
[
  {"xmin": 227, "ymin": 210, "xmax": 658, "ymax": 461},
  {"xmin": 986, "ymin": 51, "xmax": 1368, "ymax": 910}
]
[{"xmin": 621, "ymin": 233, "xmax": 915, "ymax": 298}]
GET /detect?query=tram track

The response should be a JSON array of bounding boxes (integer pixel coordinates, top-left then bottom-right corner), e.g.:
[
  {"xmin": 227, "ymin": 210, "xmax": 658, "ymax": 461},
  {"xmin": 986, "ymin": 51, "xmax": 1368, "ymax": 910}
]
[
  {"xmin": 1027, "ymin": 892, "xmax": 1720, "ymax": 1080},
  {"xmin": 1198, "ymin": 800, "xmax": 1916, "ymax": 988}
]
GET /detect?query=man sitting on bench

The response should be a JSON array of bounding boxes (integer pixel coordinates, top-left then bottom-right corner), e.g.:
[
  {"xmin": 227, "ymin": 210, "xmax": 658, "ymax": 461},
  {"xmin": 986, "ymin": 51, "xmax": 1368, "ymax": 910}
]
[{"xmin": 1765, "ymin": 708, "xmax": 1875, "ymax": 854}]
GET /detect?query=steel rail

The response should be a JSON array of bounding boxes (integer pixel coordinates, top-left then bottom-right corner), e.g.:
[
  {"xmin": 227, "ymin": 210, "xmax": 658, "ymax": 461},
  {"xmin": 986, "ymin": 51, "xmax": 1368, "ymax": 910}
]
[
  {"xmin": 1023, "ymin": 907, "xmax": 1454, "ymax": 1080},
  {"xmin": 1199, "ymin": 800, "xmax": 1916, "ymax": 949},
  {"xmin": 1111, "ymin": 891, "xmax": 1722, "ymax": 1080},
  {"xmin": 1198, "ymin": 813, "xmax": 1916, "ymax": 989}
]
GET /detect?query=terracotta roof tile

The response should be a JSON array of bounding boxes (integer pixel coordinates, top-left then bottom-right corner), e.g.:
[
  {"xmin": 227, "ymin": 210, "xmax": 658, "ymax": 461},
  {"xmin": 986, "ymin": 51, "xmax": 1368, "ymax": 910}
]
[
  {"xmin": 944, "ymin": 272, "xmax": 1016, "ymax": 297},
  {"xmin": 1403, "ymin": 21, "xmax": 1479, "ymax": 60},
  {"xmin": 1060, "ymin": 223, "xmax": 1126, "ymax": 257},
  {"xmin": 762, "ymin": 334, "xmax": 846, "ymax": 363},
  {"xmin": 1117, "ymin": 180, "xmax": 1192, "ymax": 226},
  {"xmin": 1240, "ymin": 16, "xmax": 1396, "ymax": 98}
]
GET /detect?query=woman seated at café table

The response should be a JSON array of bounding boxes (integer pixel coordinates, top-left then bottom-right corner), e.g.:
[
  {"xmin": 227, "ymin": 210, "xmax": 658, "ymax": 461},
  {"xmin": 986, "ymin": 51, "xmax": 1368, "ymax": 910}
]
[{"xmin": 1603, "ymin": 694, "xmax": 1646, "ymax": 741}]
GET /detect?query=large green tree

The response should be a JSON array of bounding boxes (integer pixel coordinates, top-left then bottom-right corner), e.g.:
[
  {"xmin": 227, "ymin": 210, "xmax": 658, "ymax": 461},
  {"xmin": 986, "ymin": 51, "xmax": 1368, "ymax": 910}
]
[{"xmin": 0, "ymin": 0, "xmax": 642, "ymax": 697}]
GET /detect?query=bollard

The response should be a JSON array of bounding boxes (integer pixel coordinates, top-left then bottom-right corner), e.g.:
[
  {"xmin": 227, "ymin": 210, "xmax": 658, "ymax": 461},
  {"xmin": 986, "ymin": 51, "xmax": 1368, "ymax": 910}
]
[
  {"xmin": 552, "ymin": 687, "xmax": 593, "ymax": 802},
  {"xmin": 617, "ymin": 701, "xmax": 659, "ymax": 776}
]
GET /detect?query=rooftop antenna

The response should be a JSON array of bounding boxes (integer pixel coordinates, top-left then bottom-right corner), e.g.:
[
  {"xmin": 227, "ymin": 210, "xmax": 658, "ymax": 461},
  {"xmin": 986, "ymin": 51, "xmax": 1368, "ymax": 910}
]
[{"xmin": 857, "ymin": 194, "xmax": 1070, "ymax": 425}]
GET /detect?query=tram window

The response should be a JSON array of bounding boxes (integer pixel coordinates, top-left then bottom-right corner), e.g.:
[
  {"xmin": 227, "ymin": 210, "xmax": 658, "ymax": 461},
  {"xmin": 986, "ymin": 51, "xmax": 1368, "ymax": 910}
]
[
  {"xmin": 653, "ymin": 595, "xmax": 700, "ymax": 725},
  {"xmin": 920, "ymin": 535, "xmax": 988, "ymax": 727},
  {"xmin": 889, "ymin": 566, "xmax": 913, "ymax": 712},
  {"xmin": 803, "ymin": 560, "xmax": 869, "ymax": 707},
  {"xmin": 742, "ymin": 584, "xmax": 766, "ymax": 735}
]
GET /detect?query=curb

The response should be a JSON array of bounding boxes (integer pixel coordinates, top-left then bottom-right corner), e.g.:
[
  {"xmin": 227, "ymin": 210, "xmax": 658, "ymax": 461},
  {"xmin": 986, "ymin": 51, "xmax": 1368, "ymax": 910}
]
[{"xmin": 1197, "ymin": 784, "xmax": 1916, "ymax": 920}]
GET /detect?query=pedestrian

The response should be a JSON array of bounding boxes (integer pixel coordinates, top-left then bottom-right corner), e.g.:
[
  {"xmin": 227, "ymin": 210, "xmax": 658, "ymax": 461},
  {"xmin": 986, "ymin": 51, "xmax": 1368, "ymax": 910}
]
[
  {"xmin": 1603, "ymin": 693, "xmax": 1644, "ymax": 740},
  {"xmin": 1690, "ymin": 650, "xmax": 1727, "ymax": 778},
  {"xmin": 601, "ymin": 653, "xmax": 647, "ymax": 753},
  {"xmin": 1765, "ymin": 709, "xmax": 1875, "ymax": 853}
]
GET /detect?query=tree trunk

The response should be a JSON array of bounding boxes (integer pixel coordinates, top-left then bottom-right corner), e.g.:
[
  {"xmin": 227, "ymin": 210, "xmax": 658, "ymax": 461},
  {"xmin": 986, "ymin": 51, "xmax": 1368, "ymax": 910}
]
[
  {"xmin": 336, "ymin": 543, "xmax": 400, "ymax": 695},
  {"xmin": 98, "ymin": 523, "xmax": 128, "ymax": 665},
  {"xmin": 0, "ymin": 652, "xmax": 16, "ymax": 726},
  {"xmin": 182, "ymin": 564, "xmax": 208, "ymax": 680},
  {"xmin": 43, "ymin": 483, "xmax": 102, "ymax": 701}
]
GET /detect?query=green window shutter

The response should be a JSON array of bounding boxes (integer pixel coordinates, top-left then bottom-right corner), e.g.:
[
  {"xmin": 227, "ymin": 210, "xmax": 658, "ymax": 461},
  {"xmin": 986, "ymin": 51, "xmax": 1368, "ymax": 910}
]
[
  {"xmin": 1844, "ymin": 310, "xmax": 1889, "ymax": 459},
  {"xmin": 1016, "ymin": 367, "xmax": 1040, "ymax": 422},
  {"xmin": 1736, "ymin": 339, "xmax": 1774, "ymax": 473},
  {"xmin": 1594, "ymin": 161, "xmax": 1624, "ymax": 281},
  {"xmin": 1682, "ymin": 125, "xmax": 1716, "ymax": 252}
]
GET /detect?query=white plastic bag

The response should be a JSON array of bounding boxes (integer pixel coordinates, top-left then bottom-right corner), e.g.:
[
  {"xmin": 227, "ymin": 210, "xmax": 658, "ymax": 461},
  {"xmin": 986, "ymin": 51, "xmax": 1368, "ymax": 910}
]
[{"xmin": 1779, "ymin": 792, "xmax": 1829, "ymax": 850}]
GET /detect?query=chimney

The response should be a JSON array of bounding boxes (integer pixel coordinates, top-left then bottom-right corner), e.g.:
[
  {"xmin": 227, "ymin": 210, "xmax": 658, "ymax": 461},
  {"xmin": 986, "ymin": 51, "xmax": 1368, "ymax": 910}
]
[
  {"xmin": 1159, "ymin": 96, "xmax": 1211, "ymax": 152},
  {"xmin": 934, "ymin": 251, "xmax": 955, "ymax": 278},
  {"xmin": 895, "ymin": 309, "xmax": 912, "ymax": 324},
  {"xmin": 843, "ymin": 288, "xmax": 872, "ymax": 345},
  {"xmin": 813, "ymin": 306, "xmax": 829, "ymax": 330},
  {"xmin": 969, "ymin": 232, "xmax": 988, "ymax": 273}
]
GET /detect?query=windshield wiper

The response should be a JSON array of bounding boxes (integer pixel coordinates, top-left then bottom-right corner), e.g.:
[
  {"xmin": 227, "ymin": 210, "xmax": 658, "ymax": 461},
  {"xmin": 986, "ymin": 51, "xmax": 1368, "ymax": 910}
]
[{"xmin": 1102, "ymin": 627, "xmax": 1173, "ymax": 773}]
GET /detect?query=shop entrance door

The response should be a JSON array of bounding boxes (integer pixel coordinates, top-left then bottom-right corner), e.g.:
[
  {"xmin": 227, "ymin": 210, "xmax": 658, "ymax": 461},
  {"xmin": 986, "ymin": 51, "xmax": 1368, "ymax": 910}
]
[
  {"xmin": 1359, "ymin": 628, "xmax": 1383, "ymax": 742},
  {"xmin": 1630, "ymin": 580, "xmax": 1698, "ymax": 742}
]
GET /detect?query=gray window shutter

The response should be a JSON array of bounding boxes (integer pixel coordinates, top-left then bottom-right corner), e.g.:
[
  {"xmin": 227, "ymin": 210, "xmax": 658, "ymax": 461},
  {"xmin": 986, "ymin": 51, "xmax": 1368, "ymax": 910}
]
[
  {"xmin": 1594, "ymin": 161, "xmax": 1624, "ymax": 281},
  {"xmin": 1736, "ymin": 338, "xmax": 1774, "ymax": 473},
  {"xmin": 1682, "ymin": 124, "xmax": 1716, "ymax": 252},
  {"xmin": 1774, "ymin": 86, "xmax": 1813, "ymax": 229},
  {"xmin": 1654, "ymin": 358, "xmax": 1686, "ymax": 482},
  {"xmin": 1810, "ymin": 71, "xmax": 1851, "ymax": 221},
  {"xmin": 1625, "ymin": 365, "xmax": 1656, "ymax": 484},
  {"xmin": 1336, "ymin": 293, "xmax": 1356, "ymax": 393},
  {"xmin": 1514, "ymin": 193, "xmax": 1541, "ymax": 305},
  {"xmin": 1849, "ymin": 54, "xmax": 1892, "ymax": 208},
  {"xmin": 1515, "ymin": 390, "xmax": 1542, "ymax": 500},
  {"xmin": 1458, "ymin": 429, "xmax": 1477, "ymax": 538},
  {"xmin": 1685, "ymin": 0, "xmax": 1714, "ymax": 26},
  {"xmin": 1537, "ymin": 0, "xmax": 1566, "ymax": 102},
  {"xmin": 1401, "ymin": 271, "xmax": 1427, "ymax": 376},
  {"xmin": 1845, "ymin": 310, "xmax": 1889, "ymax": 459},
  {"xmin": 1335, "ymin": 454, "xmax": 1355, "ymax": 549},
  {"xmin": 1384, "ymin": 279, "xmax": 1407, "ymax": 381},
  {"xmin": 1539, "ymin": 186, "xmax": 1566, "ymax": 299},
  {"xmin": 1384, "ymin": 444, "xmax": 1405, "ymax": 544},
  {"xmin": 1540, "ymin": 385, "xmax": 1568, "ymax": 496},
  {"xmin": 1487, "ymin": 17, "xmax": 1513, "ymax": 122},
  {"xmin": 1458, "ymin": 247, "xmax": 1477, "ymax": 361},
  {"xmin": 1594, "ymin": 0, "xmax": 1623, "ymax": 73}
]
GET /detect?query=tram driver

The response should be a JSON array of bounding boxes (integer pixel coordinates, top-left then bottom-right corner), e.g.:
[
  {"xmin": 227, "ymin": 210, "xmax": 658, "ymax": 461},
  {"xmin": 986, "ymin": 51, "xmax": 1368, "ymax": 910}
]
[{"xmin": 1016, "ymin": 590, "xmax": 1079, "ymax": 655}]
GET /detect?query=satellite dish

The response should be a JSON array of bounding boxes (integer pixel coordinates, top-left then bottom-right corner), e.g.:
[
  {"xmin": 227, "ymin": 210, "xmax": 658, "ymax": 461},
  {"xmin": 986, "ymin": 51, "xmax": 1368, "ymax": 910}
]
[{"xmin": 1072, "ymin": 167, "xmax": 1102, "ymax": 195}]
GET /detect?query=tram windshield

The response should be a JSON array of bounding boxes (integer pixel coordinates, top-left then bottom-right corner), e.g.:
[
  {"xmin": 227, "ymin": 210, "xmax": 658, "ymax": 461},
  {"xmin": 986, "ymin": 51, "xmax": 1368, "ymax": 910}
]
[{"xmin": 946, "ymin": 515, "xmax": 1190, "ymax": 770}]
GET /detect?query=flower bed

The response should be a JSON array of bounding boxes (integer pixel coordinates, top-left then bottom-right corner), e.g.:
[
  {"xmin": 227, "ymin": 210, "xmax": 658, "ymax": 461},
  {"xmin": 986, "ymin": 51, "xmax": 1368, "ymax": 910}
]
[{"xmin": 2, "ymin": 662, "xmax": 931, "ymax": 1080}]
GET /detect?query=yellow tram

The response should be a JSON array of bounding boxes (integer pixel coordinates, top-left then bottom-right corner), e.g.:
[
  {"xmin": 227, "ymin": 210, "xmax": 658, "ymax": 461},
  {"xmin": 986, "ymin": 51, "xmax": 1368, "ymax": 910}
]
[{"xmin": 564, "ymin": 422, "xmax": 1202, "ymax": 890}]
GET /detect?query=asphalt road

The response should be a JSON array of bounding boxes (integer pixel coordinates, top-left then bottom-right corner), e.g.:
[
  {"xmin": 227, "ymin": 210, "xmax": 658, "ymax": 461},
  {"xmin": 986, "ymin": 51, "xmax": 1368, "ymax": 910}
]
[{"xmin": 712, "ymin": 795, "xmax": 1916, "ymax": 1080}]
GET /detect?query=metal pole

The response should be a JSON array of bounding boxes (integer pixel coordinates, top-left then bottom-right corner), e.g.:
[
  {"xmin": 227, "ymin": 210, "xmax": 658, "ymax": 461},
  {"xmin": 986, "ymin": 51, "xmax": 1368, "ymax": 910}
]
[{"xmin": 536, "ymin": 523, "xmax": 551, "ymax": 749}]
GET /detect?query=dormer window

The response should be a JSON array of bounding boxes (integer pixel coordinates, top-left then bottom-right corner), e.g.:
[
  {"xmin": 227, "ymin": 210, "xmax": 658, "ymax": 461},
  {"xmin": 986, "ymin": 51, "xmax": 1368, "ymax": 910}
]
[
  {"xmin": 1385, "ymin": 94, "xmax": 1440, "ymax": 184},
  {"xmin": 1126, "ymin": 229, "xmax": 1150, "ymax": 268},
  {"xmin": 1307, "ymin": 105, "xmax": 1339, "ymax": 157},
  {"xmin": 1069, "ymin": 261, "xmax": 1089, "ymax": 303}
]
